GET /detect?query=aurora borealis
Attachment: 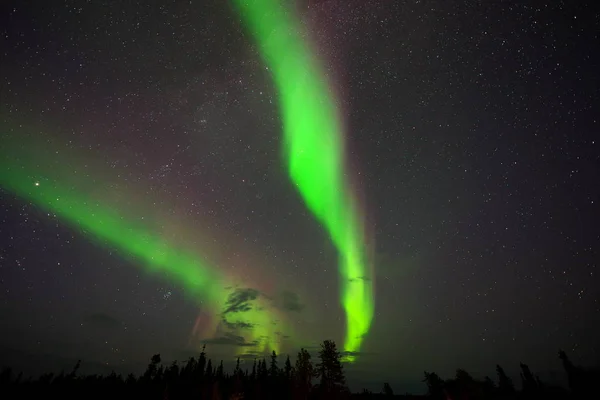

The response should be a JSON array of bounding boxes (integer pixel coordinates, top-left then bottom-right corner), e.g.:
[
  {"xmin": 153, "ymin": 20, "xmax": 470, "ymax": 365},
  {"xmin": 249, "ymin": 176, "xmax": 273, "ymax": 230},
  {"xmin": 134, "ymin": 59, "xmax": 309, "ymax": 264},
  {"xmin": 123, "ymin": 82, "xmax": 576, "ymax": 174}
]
[
  {"xmin": 231, "ymin": 0, "xmax": 374, "ymax": 359},
  {"xmin": 0, "ymin": 128, "xmax": 294, "ymax": 356},
  {"xmin": 0, "ymin": 0, "xmax": 375, "ymax": 362},
  {"xmin": 2, "ymin": 0, "xmax": 600, "ymax": 393}
]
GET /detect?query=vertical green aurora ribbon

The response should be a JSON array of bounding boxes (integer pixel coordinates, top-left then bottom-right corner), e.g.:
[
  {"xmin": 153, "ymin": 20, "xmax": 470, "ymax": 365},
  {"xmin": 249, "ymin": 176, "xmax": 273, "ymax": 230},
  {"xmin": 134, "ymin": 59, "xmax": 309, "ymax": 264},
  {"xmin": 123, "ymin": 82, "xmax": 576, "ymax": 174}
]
[{"xmin": 232, "ymin": 0, "xmax": 374, "ymax": 359}]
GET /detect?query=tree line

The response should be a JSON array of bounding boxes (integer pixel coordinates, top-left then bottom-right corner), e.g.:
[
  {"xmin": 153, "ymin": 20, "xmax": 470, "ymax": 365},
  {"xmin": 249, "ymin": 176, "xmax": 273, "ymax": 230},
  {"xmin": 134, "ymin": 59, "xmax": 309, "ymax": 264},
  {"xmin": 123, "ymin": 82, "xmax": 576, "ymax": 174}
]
[
  {"xmin": 418, "ymin": 350, "xmax": 599, "ymax": 400},
  {"xmin": 0, "ymin": 340, "xmax": 598, "ymax": 400},
  {"xmin": 0, "ymin": 339, "xmax": 347, "ymax": 400}
]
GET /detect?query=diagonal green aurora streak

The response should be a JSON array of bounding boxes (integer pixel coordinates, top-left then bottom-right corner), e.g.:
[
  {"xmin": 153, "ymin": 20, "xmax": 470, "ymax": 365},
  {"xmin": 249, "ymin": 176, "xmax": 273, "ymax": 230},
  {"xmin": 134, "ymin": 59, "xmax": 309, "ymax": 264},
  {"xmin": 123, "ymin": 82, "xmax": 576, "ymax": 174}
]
[
  {"xmin": 0, "ymin": 150, "xmax": 285, "ymax": 354},
  {"xmin": 231, "ymin": 0, "xmax": 375, "ymax": 360}
]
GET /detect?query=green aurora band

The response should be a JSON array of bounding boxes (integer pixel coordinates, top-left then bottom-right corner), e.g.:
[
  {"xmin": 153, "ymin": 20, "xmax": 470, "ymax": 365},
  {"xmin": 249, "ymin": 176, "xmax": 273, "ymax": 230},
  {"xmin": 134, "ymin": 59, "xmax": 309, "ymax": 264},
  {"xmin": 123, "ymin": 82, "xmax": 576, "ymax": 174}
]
[
  {"xmin": 0, "ymin": 135, "xmax": 288, "ymax": 355},
  {"xmin": 232, "ymin": 0, "xmax": 375, "ymax": 359}
]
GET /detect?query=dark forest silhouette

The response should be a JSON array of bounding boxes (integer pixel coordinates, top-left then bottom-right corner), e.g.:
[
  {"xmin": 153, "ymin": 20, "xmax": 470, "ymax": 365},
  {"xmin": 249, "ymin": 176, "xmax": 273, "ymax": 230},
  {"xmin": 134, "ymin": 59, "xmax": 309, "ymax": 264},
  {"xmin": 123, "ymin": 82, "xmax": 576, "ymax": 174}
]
[{"xmin": 1, "ymin": 340, "xmax": 598, "ymax": 400}]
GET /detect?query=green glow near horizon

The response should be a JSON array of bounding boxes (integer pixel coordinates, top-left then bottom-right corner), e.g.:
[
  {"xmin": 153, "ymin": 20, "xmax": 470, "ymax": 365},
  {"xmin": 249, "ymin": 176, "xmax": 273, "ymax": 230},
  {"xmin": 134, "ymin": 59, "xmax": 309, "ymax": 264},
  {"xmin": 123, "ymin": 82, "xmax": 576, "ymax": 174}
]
[
  {"xmin": 232, "ymin": 0, "xmax": 374, "ymax": 359},
  {"xmin": 0, "ymin": 144, "xmax": 284, "ymax": 355}
]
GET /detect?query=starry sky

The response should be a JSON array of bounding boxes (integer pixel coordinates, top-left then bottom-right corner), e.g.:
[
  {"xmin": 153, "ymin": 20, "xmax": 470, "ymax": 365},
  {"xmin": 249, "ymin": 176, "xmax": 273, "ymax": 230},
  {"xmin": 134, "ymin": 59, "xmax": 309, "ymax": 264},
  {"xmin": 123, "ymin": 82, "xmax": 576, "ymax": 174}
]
[{"xmin": 1, "ymin": 0, "xmax": 599, "ymax": 393}]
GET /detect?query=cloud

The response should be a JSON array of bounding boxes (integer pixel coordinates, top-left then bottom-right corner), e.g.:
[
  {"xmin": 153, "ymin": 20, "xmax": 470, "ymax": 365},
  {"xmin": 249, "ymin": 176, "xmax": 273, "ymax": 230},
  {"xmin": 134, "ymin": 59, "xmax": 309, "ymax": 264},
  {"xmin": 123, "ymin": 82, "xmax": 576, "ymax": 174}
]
[
  {"xmin": 348, "ymin": 276, "xmax": 372, "ymax": 283},
  {"xmin": 222, "ymin": 288, "xmax": 260, "ymax": 315},
  {"xmin": 222, "ymin": 319, "xmax": 255, "ymax": 330},
  {"xmin": 201, "ymin": 333, "xmax": 257, "ymax": 347},
  {"xmin": 86, "ymin": 312, "xmax": 121, "ymax": 329},
  {"xmin": 341, "ymin": 350, "xmax": 377, "ymax": 359},
  {"xmin": 302, "ymin": 345, "xmax": 322, "ymax": 352},
  {"xmin": 237, "ymin": 351, "xmax": 264, "ymax": 360},
  {"xmin": 280, "ymin": 290, "xmax": 304, "ymax": 312}
]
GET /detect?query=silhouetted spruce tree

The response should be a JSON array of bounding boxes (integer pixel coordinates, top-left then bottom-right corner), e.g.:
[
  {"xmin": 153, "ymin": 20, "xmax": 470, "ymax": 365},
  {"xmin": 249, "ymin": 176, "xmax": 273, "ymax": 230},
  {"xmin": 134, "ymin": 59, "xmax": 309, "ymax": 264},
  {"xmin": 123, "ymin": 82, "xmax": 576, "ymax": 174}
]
[
  {"xmin": 234, "ymin": 357, "xmax": 241, "ymax": 377},
  {"xmin": 67, "ymin": 360, "xmax": 81, "ymax": 380},
  {"xmin": 251, "ymin": 359, "xmax": 257, "ymax": 380},
  {"xmin": 496, "ymin": 364, "xmax": 515, "ymax": 395},
  {"xmin": 259, "ymin": 358, "xmax": 268, "ymax": 379},
  {"xmin": 39, "ymin": 371, "xmax": 54, "ymax": 384},
  {"xmin": 295, "ymin": 348, "xmax": 315, "ymax": 400},
  {"xmin": 536, "ymin": 375, "xmax": 544, "ymax": 391},
  {"xmin": 269, "ymin": 350, "xmax": 279, "ymax": 377},
  {"xmin": 198, "ymin": 345, "xmax": 207, "ymax": 377},
  {"xmin": 316, "ymin": 340, "xmax": 347, "ymax": 398},
  {"xmin": 255, "ymin": 358, "xmax": 268, "ymax": 400},
  {"xmin": 383, "ymin": 382, "xmax": 394, "ymax": 396},
  {"xmin": 232, "ymin": 357, "xmax": 244, "ymax": 399},
  {"xmin": 520, "ymin": 362, "xmax": 538, "ymax": 394},
  {"xmin": 166, "ymin": 361, "xmax": 179, "ymax": 380},
  {"xmin": 454, "ymin": 369, "xmax": 476, "ymax": 398},
  {"xmin": 154, "ymin": 365, "xmax": 164, "ymax": 383},
  {"xmin": 455, "ymin": 368, "xmax": 473, "ymax": 382},
  {"xmin": 126, "ymin": 373, "xmax": 136, "ymax": 385},
  {"xmin": 279, "ymin": 354, "xmax": 293, "ymax": 400},
  {"xmin": 423, "ymin": 371, "xmax": 445, "ymax": 399},
  {"xmin": 284, "ymin": 355, "xmax": 293, "ymax": 379},
  {"xmin": 183, "ymin": 356, "xmax": 197, "ymax": 378},
  {"xmin": 483, "ymin": 376, "xmax": 496, "ymax": 397},
  {"xmin": 559, "ymin": 349, "xmax": 588, "ymax": 395},
  {"xmin": 216, "ymin": 360, "xmax": 224, "ymax": 380},
  {"xmin": 143, "ymin": 354, "xmax": 162, "ymax": 381},
  {"xmin": 206, "ymin": 359, "xmax": 213, "ymax": 379}
]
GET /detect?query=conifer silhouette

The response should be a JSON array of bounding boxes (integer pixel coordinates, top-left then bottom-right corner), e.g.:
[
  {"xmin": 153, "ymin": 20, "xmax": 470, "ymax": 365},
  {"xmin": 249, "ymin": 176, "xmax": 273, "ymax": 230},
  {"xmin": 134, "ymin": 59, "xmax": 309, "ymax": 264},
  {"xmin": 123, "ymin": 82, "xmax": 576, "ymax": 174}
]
[
  {"xmin": 0, "ymin": 342, "xmax": 596, "ymax": 399},
  {"xmin": 269, "ymin": 350, "xmax": 278, "ymax": 377},
  {"xmin": 284, "ymin": 355, "xmax": 293, "ymax": 379},
  {"xmin": 316, "ymin": 340, "xmax": 347, "ymax": 398},
  {"xmin": 382, "ymin": 381, "xmax": 394, "ymax": 396},
  {"xmin": 295, "ymin": 347, "xmax": 314, "ymax": 400},
  {"xmin": 496, "ymin": 364, "xmax": 515, "ymax": 395}
]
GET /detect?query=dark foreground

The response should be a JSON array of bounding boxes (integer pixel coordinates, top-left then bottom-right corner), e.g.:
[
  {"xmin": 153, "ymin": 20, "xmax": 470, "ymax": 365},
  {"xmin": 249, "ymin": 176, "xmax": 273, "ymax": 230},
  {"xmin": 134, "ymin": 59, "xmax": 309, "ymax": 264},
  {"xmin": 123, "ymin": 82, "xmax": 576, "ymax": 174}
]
[{"xmin": 1, "ymin": 340, "xmax": 597, "ymax": 399}]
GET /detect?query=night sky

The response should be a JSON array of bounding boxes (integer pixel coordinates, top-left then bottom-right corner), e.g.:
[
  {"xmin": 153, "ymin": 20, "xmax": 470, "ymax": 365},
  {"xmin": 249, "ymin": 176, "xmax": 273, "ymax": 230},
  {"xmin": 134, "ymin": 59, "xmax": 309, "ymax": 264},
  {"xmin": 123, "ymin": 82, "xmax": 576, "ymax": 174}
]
[{"xmin": 1, "ymin": 0, "xmax": 599, "ymax": 393}]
